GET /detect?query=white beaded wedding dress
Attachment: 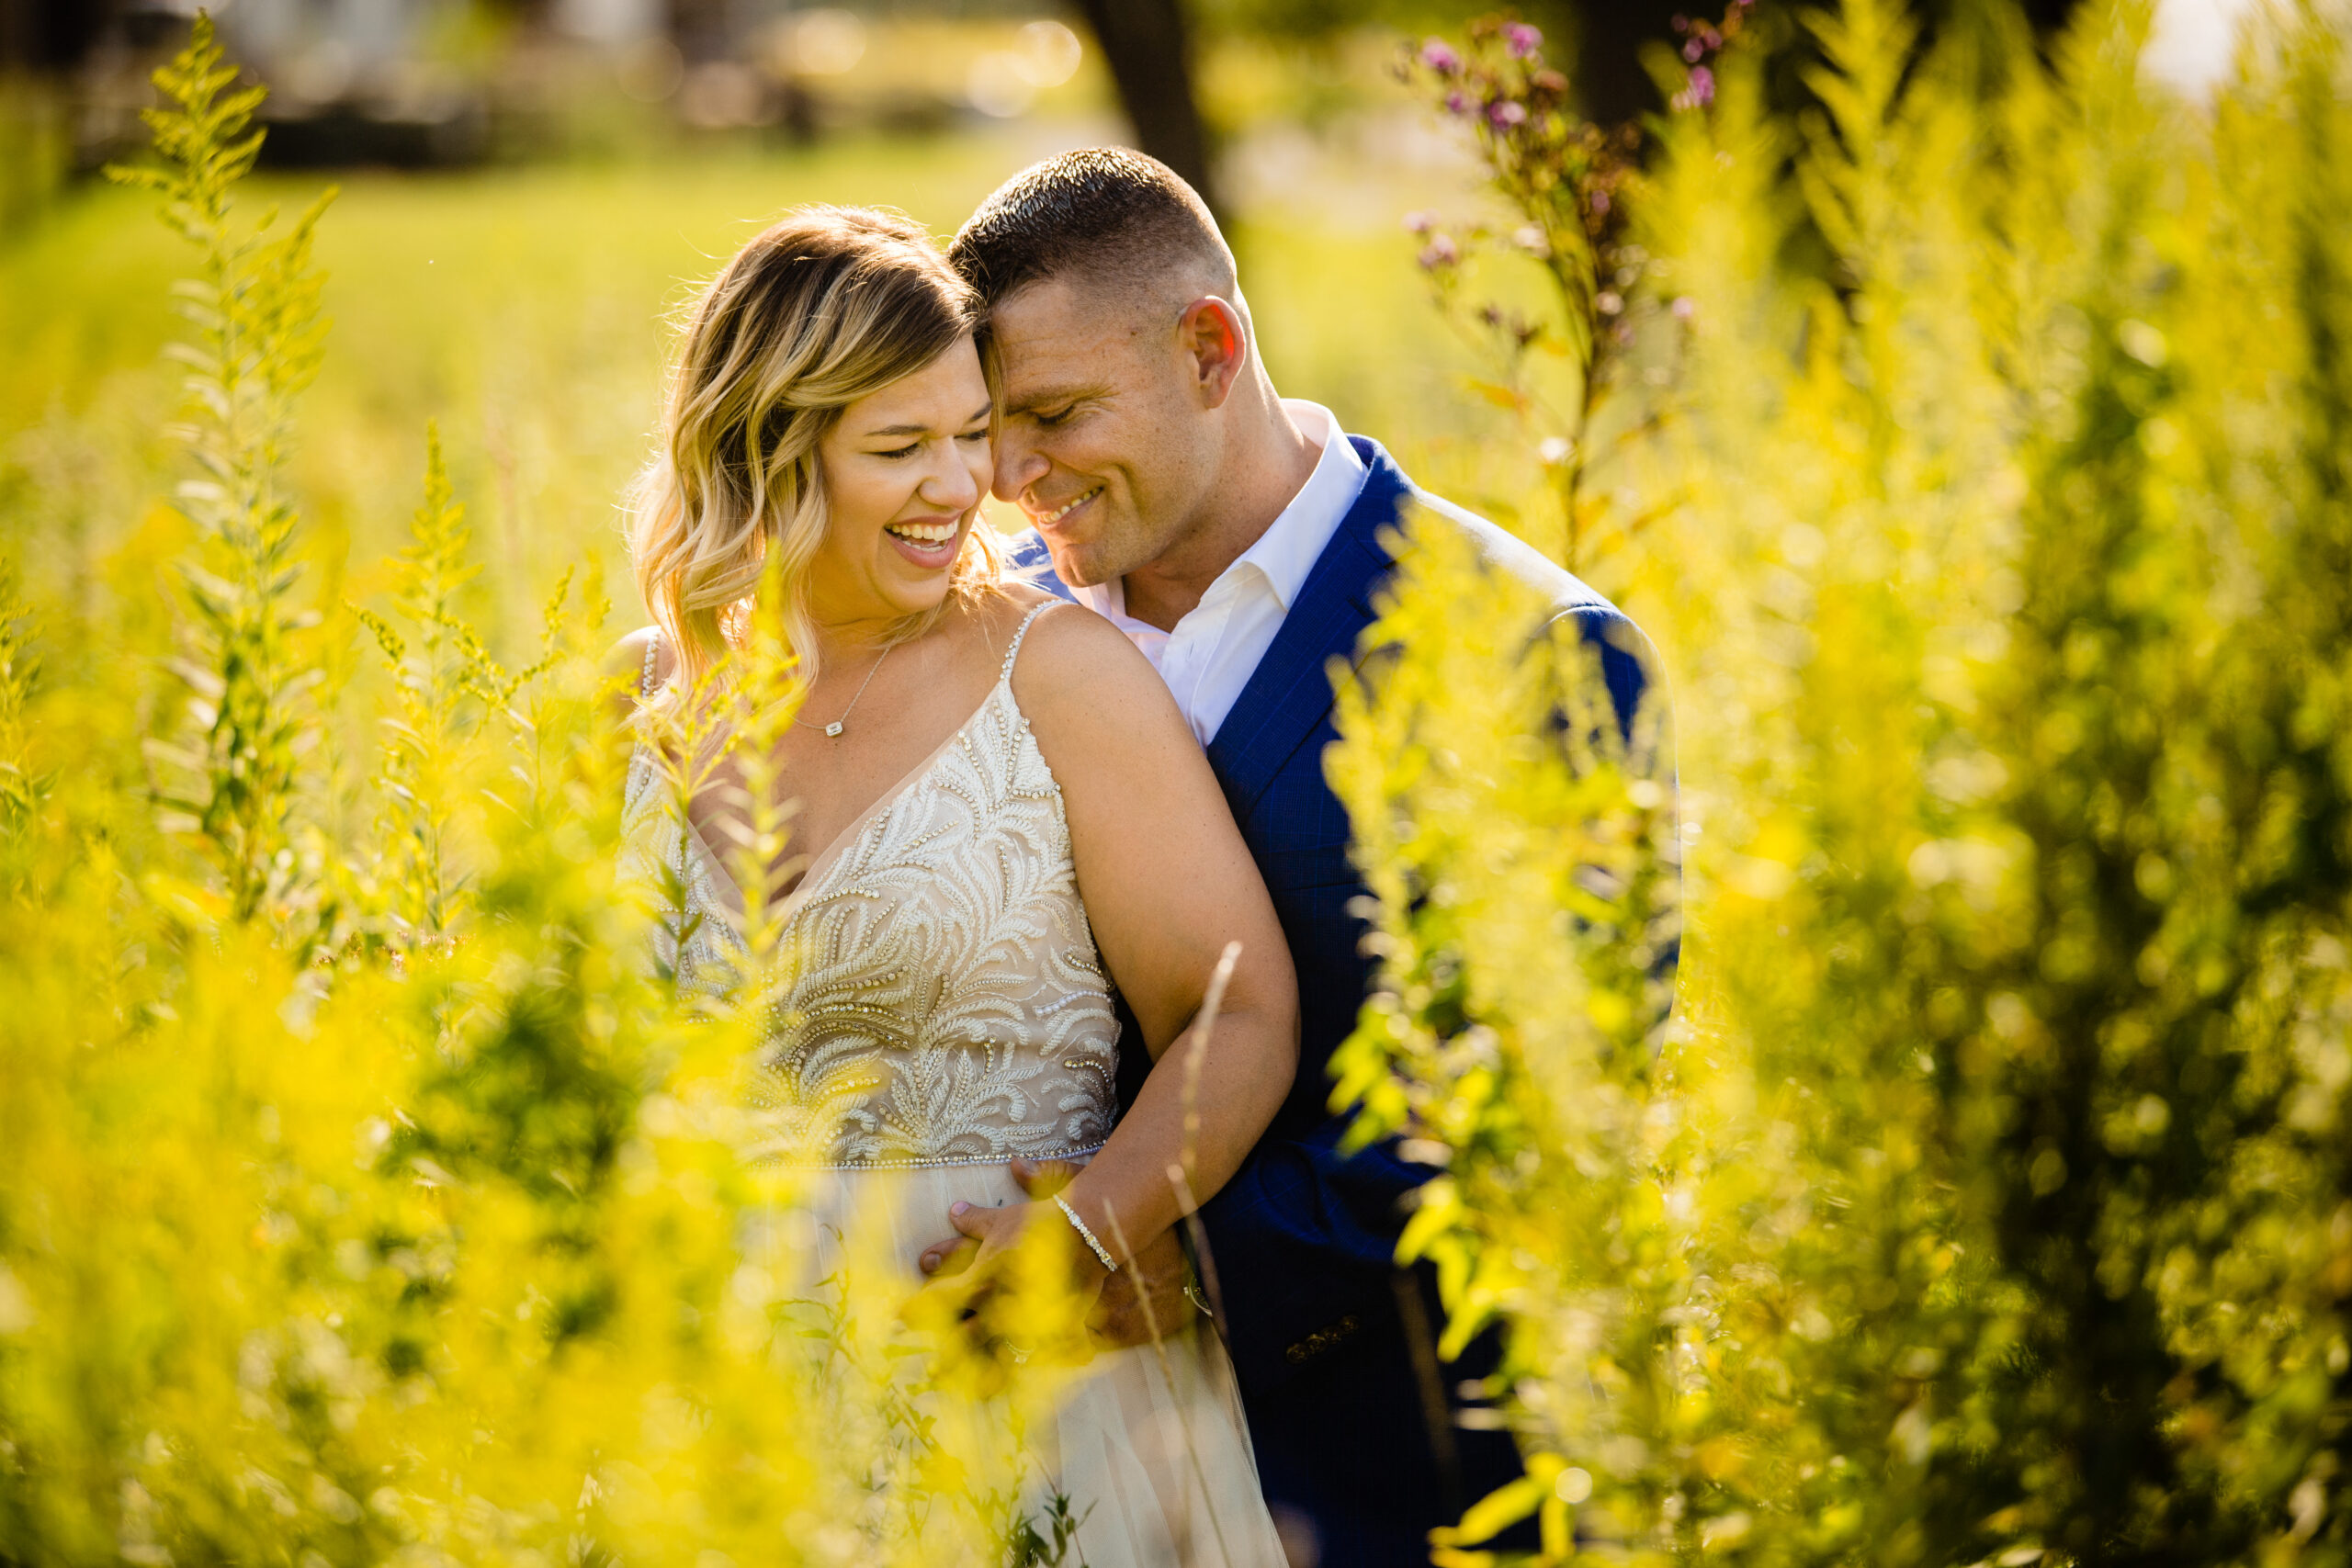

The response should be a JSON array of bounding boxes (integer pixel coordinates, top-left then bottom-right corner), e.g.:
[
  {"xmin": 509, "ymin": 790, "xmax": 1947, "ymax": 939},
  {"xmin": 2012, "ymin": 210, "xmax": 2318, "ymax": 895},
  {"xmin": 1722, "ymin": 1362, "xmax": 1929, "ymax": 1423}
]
[{"xmin": 622, "ymin": 602, "xmax": 1286, "ymax": 1568}]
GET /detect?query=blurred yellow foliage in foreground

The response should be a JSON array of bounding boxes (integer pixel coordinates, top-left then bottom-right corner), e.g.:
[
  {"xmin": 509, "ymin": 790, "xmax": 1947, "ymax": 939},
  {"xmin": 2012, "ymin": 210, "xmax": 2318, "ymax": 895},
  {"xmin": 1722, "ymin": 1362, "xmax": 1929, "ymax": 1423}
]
[
  {"xmin": 1335, "ymin": 1, "xmax": 2352, "ymax": 1561},
  {"xmin": 3, "ymin": 2, "xmax": 2351, "ymax": 1564}
]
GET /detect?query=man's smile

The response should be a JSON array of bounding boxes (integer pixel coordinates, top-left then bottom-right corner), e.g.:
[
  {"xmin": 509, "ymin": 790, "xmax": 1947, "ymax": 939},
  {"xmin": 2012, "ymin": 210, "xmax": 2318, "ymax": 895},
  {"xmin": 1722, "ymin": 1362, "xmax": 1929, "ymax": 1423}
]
[{"xmin": 1031, "ymin": 485, "xmax": 1102, "ymax": 527}]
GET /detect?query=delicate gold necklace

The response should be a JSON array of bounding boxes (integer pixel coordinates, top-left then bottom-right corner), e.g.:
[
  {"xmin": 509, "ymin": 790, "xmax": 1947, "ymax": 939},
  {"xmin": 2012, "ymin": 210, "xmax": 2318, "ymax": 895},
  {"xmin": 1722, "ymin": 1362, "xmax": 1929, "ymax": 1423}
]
[{"xmin": 794, "ymin": 642, "xmax": 893, "ymax": 739}]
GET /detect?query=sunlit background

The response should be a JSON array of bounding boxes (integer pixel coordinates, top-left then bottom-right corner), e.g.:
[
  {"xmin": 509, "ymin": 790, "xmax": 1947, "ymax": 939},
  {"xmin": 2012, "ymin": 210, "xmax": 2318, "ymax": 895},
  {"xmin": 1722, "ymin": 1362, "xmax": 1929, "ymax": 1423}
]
[{"xmin": 0, "ymin": 0, "xmax": 2280, "ymax": 650}]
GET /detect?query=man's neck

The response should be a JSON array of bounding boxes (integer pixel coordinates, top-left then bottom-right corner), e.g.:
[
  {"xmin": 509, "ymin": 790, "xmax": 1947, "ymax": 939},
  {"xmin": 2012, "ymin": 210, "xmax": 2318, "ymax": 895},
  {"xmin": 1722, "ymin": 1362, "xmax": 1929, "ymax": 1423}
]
[{"xmin": 1120, "ymin": 397, "xmax": 1322, "ymax": 632}]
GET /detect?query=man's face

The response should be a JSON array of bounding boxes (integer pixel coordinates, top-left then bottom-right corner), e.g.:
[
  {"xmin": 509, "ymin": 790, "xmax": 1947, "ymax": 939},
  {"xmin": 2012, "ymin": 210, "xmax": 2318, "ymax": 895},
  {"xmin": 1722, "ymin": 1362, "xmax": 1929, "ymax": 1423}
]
[{"xmin": 987, "ymin": 275, "xmax": 1217, "ymax": 589}]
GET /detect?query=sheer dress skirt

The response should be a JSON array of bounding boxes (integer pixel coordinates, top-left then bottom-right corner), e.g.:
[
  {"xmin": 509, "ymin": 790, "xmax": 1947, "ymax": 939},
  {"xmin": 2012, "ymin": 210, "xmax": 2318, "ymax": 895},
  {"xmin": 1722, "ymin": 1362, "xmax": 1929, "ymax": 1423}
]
[{"xmin": 787, "ymin": 1160, "xmax": 1289, "ymax": 1568}]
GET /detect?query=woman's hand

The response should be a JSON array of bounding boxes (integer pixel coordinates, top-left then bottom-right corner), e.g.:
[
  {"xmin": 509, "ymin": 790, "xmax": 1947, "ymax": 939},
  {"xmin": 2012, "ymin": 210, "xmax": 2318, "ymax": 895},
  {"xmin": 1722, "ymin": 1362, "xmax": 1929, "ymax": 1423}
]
[
  {"xmin": 917, "ymin": 1158, "xmax": 1201, "ymax": 1349},
  {"xmin": 917, "ymin": 1156, "xmax": 1077, "ymax": 1278},
  {"xmin": 909, "ymin": 1185, "xmax": 1121, "ymax": 1368},
  {"xmin": 939, "ymin": 1195, "xmax": 1113, "ymax": 1297}
]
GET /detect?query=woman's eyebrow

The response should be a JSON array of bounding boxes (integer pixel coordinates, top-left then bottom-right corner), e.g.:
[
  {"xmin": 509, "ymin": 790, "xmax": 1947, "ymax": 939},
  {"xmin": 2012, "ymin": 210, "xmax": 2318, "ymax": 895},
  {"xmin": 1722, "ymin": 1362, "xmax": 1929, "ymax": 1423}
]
[{"xmin": 864, "ymin": 403, "xmax": 994, "ymax": 439}]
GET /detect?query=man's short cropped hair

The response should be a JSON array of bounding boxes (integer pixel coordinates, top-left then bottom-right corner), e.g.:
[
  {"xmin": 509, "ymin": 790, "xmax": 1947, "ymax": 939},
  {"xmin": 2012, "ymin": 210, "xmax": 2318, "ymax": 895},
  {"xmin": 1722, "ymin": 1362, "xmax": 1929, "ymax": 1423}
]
[{"xmin": 948, "ymin": 147, "xmax": 1234, "ymax": 312}]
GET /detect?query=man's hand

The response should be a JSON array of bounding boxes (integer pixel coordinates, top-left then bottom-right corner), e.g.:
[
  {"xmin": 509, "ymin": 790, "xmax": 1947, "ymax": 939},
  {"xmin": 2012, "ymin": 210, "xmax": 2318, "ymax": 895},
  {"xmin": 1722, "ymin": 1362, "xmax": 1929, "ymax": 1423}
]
[
  {"xmin": 913, "ymin": 1156, "xmax": 1199, "ymax": 1348},
  {"xmin": 1089, "ymin": 1224, "xmax": 1197, "ymax": 1348}
]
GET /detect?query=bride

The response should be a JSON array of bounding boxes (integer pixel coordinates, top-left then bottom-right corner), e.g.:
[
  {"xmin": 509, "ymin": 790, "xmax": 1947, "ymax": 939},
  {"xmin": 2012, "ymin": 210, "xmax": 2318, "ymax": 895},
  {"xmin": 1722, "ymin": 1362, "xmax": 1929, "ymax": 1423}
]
[{"xmin": 615, "ymin": 205, "xmax": 1296, "ymax": 1567}]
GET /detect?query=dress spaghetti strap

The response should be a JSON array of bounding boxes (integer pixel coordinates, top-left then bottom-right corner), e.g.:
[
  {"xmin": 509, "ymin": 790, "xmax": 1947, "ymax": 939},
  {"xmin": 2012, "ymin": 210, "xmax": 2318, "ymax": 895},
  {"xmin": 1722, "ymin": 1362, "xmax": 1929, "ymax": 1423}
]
[{"xmin": 999, "ymin": 601, "xmax": 1058, "ymax": 683}]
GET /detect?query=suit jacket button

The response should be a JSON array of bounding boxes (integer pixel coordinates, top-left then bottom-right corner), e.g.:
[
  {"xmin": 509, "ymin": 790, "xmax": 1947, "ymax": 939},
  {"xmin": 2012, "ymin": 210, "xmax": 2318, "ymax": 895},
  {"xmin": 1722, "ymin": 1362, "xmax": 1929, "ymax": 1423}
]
[{"xmin": 1284, "ymin": 1317, "xmax": 1363, "ymax": 1366}]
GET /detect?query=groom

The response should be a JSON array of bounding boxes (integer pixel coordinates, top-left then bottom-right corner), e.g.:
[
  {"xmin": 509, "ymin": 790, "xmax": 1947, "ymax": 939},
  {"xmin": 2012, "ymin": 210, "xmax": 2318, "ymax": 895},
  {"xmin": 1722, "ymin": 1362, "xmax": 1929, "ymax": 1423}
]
[{"xmin": 928, "ymin": 148, "xmax": 1670, "ymax": 1567}]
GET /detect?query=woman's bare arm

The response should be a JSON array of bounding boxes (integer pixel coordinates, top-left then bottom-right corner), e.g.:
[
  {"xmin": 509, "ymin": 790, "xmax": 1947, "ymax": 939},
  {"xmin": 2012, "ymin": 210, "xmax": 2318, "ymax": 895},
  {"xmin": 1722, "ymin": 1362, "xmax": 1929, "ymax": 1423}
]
[{"xmin": 941, "ymin": 601, "xmax": 1298, "ymax": 1279}]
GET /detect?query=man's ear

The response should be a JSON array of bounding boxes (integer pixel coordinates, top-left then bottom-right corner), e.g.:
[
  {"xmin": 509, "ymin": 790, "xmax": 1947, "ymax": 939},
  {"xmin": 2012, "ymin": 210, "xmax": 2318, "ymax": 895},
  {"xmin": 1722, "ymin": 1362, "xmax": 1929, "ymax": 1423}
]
[{"xmin": 1176, "ymin": 297, "xmax": 1249, "ymax": 409}]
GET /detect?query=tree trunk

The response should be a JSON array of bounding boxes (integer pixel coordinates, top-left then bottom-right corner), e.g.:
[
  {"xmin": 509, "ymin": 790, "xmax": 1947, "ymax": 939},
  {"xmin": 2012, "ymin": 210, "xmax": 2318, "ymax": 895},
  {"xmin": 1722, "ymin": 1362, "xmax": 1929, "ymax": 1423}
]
[
  {"xmin": 1568, "ymin": 0, "xmax": 1684, "ymax": 127},
  {"xmin": 1069, "ymin": 0, "xmax": 1218, "ymax": 215},
  {"xmin": 0, "ymin": 0, "xmax": 117, "ymax": 72},
  {"xmin": 1568, "ymin": 0, "xmax": 2090, "ymax": 129}
]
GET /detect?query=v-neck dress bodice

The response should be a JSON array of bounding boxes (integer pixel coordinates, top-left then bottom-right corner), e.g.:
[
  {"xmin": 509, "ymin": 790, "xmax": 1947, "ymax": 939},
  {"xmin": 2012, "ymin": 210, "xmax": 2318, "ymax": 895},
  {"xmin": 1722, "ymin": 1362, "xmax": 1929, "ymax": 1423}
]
[{"xmin": 620, "ymin": 602, "xmax": 1121, "ymax": 1169}]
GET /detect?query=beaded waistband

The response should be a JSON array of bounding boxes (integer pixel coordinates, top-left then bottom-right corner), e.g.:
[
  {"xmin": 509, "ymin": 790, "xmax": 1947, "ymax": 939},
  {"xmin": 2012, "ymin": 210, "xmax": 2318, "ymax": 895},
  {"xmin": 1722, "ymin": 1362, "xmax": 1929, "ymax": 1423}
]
[{"xmin": 762, "ymin": 1140, "xmax": 1107, "ymax": 1174}]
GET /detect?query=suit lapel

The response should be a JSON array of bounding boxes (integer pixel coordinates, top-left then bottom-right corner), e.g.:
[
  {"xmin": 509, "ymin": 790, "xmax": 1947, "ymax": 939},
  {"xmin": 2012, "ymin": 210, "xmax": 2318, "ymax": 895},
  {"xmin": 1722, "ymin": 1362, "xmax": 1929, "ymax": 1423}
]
[
  {"xmin": 1206, "ymin": 439, "xmax": 1411, "ymax": 821},
  {"xmin": 1007, "ymin": 531, "xmax": 1072, "ymax": 601}
]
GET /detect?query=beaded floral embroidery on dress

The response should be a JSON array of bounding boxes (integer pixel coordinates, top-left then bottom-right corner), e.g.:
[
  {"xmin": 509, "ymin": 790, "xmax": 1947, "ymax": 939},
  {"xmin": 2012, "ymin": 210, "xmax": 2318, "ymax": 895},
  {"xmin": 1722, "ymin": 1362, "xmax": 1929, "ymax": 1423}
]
[{"xmin": 621, "ymin": 604, "xmax": 1121, "ymax": 1168}]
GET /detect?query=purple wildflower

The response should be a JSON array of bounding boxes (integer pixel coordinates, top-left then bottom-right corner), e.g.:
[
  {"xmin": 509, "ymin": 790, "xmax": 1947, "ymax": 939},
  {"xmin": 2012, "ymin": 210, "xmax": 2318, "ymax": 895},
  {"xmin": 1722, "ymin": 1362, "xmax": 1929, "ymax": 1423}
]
[
  {"xmin": 1689, "ymin": 64, "xmax": 1715, "ymax": 107},
  {"xmin": 1503, "ymin": 23, "xmax": 1543, "ymax": 59},
  {"xmin": 1403, "ymin": 209, "xmax": 1437, "ymax": 234},
  {"xmin": 1489, "ymin": 99, "xmax": 1528, "ymax": 129},
  {"xmin": 1444, "ymin": 89, "xmax": 1472, "ymax": 115},
  {"xmin": 1419, "ymin": 39, "xmax": 1462, "ymax": 73},
  {"xmin": 1684, "ymin": 37, "xmax": 1705, "ymax": 62},
  {"xmin": 1672, "ymin": 295, "xmax": 1698, "ymax": 322},
  {"xmin": 1418, "ymin": 234, "xmax": 1460, "ymax": 270},
  {"xmin": 1590, "ymin": 188, "xmax": 1611, "ymax": 216}
]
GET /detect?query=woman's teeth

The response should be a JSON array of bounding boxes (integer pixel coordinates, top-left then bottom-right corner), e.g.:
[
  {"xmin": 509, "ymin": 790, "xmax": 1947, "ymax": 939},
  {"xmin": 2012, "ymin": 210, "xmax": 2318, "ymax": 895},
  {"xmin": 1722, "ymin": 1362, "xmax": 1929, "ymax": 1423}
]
[
  {"xmin": 887, "ymin": 520, "xmax": 957, "ymax": 544},
  {"xmin": 1039, "ymin": 487, "xmax": 1101, "ymax": 525}
]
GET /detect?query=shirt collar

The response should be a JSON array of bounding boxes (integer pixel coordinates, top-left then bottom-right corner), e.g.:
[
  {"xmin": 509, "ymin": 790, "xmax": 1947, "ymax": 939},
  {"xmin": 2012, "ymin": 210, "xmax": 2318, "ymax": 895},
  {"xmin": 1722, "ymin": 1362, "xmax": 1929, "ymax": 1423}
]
[
  {"xmin": 1068, "ymin": 570, "xmax": 1130, "ymax": 625},
  {"xmin": 1068, "ymin": 400, "xmax": 1367, "ymax": 623}
]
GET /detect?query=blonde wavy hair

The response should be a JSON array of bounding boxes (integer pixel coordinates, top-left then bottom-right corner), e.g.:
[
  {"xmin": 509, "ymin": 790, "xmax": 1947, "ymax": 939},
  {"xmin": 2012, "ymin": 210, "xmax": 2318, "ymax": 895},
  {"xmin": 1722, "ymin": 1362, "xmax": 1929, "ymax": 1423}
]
[{"xmin": 628, "ymin": 206, "xmax": 1003, "ymax": 701}]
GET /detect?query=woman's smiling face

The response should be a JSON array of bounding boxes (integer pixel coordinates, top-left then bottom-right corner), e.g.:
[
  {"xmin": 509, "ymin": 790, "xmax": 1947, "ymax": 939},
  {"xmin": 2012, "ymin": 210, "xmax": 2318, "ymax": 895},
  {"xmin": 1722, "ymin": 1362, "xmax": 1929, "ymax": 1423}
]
[{"xmin": 807, "ymin": 335, "xmax": 993, "ymax": 630}]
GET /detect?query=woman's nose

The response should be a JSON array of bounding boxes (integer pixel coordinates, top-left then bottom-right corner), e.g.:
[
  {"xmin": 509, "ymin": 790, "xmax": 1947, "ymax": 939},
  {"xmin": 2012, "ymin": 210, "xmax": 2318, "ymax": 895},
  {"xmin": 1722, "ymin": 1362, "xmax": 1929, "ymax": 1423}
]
[{"xmin": 922, "ymin": 446, "xmax": 981, "ymax": 511}]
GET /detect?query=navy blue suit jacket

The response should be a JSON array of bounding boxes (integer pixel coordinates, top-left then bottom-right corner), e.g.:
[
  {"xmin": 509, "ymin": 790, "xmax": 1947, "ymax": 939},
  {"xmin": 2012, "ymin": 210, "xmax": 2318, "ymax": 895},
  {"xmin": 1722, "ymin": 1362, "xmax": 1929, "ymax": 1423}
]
[{"xmin": 1013, "ymin": 436, "xmax": 1667, "ymax": 1562}]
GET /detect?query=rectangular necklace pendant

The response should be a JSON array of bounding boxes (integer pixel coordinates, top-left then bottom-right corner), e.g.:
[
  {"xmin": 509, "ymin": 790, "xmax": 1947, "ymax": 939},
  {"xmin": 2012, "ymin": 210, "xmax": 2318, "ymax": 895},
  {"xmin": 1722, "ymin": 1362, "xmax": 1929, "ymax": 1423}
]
[{"xmin": 824, "ymin": 721, "xmax": 844, "ymax": 738}]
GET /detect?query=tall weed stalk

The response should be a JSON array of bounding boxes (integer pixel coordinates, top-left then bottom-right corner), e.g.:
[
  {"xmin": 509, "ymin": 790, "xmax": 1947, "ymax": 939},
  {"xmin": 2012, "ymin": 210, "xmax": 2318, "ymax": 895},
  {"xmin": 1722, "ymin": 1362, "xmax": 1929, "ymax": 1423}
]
[{"xmin": 107, "ymin": 14, "xmax": 336, "ymax": 930}]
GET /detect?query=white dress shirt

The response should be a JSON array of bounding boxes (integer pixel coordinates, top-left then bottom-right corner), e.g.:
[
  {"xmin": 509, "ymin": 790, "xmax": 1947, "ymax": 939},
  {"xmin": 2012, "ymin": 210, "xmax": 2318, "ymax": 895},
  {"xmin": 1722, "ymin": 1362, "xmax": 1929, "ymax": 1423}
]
[{"xmin": 1071, "ymin": 400, "xmax": 1367, "ymax": 746}]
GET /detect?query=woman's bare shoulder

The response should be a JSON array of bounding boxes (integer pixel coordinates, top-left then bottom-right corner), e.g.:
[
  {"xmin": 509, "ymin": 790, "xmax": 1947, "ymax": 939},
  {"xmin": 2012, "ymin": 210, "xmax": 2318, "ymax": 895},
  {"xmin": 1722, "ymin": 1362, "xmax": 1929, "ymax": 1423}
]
[
  {"xmin": 1007, "ymin": 599, "xmax": 1181, "ymax": 737},
  {"xmin": 1016, "ymin": 595, "xmax": 1150, "ymax": 670},
  {"xmin": 602, "ymin": 626, "xmax": 670, "ymax": 722}
]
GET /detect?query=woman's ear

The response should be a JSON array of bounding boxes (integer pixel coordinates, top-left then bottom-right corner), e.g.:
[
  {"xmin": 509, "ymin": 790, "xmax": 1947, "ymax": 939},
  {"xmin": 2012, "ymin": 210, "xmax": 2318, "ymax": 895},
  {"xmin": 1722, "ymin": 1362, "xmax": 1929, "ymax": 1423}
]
[{"xmin": 1177, "ymin": 296, "xmax": 1250, "ymax": 409}]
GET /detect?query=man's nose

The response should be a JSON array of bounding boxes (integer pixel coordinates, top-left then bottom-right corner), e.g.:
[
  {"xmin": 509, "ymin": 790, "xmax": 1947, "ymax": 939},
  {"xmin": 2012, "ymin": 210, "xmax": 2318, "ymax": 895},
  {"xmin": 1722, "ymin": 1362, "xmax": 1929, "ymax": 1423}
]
[{"xmin": 993, "ymin": 429, "xmax": 1047, "ymax": 504}]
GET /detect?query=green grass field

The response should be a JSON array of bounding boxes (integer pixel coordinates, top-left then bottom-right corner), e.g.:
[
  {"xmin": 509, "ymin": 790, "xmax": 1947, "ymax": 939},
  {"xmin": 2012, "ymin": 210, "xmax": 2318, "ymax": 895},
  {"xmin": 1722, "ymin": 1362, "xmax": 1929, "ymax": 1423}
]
[{"xmin": 1, "ymin": 125, "xmax": 1509, "ymax": 652}]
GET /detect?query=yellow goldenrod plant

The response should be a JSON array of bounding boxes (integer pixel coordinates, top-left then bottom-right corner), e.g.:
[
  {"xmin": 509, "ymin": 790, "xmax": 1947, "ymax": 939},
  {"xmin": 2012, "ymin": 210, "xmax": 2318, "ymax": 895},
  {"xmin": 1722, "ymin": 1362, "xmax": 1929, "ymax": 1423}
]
[
  {"xmin": 352, "ymin": 423, "xmax": 497, "ymax": 953},
  {"xmin": 106, "ymin": 14, "xmax": 339, "ymax": 933},
  {"xmin": 1334, "ymin": 2, "xmax": 2352, "ymax": 1562},
  {"xmin": 0, "ymin": 555, "xmax": 40, "ymax": 873}
]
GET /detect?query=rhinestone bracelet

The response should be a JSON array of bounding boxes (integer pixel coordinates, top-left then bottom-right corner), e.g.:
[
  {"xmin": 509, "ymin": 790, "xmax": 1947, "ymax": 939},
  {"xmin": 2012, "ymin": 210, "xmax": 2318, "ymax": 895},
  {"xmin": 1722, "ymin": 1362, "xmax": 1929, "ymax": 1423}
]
[{"xmin": 1053, "ymin": 1195, "xmax": 1120, "ymax": 1274}]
